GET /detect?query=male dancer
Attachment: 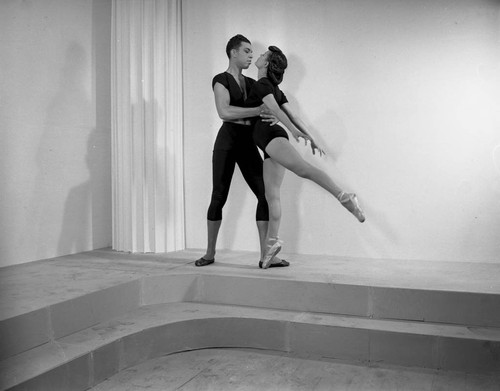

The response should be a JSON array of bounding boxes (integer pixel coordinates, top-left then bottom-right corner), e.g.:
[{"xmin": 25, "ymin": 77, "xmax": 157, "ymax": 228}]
[{"xmin": 195, "ymin": 35, "xmax": 289, "ymax": 268}]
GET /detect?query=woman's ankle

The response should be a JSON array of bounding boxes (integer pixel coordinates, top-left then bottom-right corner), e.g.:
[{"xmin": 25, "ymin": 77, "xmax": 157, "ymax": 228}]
[{"xmin": 266, "ymin": 236, "xmax": 280, "ymax": 245}]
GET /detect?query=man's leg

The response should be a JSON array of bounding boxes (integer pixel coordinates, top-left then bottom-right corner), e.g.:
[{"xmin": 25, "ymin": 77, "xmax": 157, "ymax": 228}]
[
  {"xmin": 196, "ymin": 149, "xmax": 235, "ymax": 266},
  {"xmin": 205, "ymin": 220, "xmax": 221, "ymax": 259}
]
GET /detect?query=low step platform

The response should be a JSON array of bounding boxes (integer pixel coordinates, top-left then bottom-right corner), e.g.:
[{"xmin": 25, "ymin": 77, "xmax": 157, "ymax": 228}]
[{"xmin": 1, "ymin": 249, "xmax": 499, "ymax": 390}]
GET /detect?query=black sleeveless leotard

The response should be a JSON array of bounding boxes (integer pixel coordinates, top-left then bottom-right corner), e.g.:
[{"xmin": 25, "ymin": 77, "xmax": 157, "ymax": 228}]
[
  {"xmin": 211, "ymin": 72, "xmax": 255, "ymax": 150},
  {"xmin": 245, "ymin": 77, "xmax": 289, "ymax": 159},
  {"xmin": 207, "ymin": 72, "xmax": 268, "ymax": 221}
]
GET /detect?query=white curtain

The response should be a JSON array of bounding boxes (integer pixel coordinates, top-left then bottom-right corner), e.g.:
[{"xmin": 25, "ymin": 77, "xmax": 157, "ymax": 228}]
[{"xmin": 111, "ymin": 0, "xmax": 184, "ymax": 253}]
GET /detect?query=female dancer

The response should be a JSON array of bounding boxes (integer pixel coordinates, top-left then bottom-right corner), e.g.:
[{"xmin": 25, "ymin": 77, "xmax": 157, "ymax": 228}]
[{"xmin": 245, "ymin": 46, "xmax": 366, "ymax": 269}]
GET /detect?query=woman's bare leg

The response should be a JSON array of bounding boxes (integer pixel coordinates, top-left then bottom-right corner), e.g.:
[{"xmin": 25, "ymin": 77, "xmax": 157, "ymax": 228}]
[
  {"xmin": 257, "ymin": 220, "xmax": 268, "ymax": 260},
  {"xmin": 259, "ymin": 157, "xmax": 286, "ymax": 269},
  {"xmin": 265, "ymin": 138, "xmax": 365, "ymax": 222},
  {"xmin": 263, "ymin": 158, "xmax": 286, "ymax": 241},
  {"xmin": 266, "ymin": 138, "xmax": 342, "ymax": 196}
]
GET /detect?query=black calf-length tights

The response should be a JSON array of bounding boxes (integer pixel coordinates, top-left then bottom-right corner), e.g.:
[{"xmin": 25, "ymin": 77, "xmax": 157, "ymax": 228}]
[{"xmin": 207, "ymin": 124, "xmax": 269, "ymax": 221}]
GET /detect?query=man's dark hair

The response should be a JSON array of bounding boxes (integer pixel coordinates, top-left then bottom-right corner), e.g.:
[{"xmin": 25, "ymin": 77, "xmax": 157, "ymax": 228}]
[
  {"xmin": 226, "ymin": 34, "xmax": 251, "ymax": 59},
  {"xmin": 267, "ymin": 46, "xmax": 287, "ymax": 86}
]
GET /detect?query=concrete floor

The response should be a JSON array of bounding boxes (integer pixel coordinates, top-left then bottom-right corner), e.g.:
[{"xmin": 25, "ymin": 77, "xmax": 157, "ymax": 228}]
[{"xmin": 90, "ymin": 348, "xmax": 500, "ymax": 391}]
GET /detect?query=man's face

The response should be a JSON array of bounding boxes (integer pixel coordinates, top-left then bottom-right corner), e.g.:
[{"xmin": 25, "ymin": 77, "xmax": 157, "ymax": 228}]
[{"xmin": 233, "ymin": 42, "xmax": 253, "ymax": 69}]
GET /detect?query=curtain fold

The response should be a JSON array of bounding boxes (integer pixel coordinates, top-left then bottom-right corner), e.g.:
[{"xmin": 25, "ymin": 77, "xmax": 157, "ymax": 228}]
[{"xmin": 111, "ymin": 0, "xmax": 184, "ymax": 252}]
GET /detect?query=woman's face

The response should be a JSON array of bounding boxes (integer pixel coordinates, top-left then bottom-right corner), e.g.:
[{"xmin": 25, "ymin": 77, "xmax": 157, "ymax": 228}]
[{"xmin": 255, "ymin": 51, "xmax": 270, "ymax": 69}]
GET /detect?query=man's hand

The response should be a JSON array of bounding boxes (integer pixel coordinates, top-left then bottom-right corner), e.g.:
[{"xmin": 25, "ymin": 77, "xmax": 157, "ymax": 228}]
[{"xmin": 259, "ymin": 105, "xmax": 279, "ymax": 126}]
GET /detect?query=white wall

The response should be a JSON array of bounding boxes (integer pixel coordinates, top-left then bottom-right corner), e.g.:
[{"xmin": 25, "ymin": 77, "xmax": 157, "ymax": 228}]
[
  {"xmin": 183, "ymin": 0, "xmax": 500, "ymax": 263},
  {"xmin": 0, "ymin": 0, "xmax": 112, "ymax": 267}
]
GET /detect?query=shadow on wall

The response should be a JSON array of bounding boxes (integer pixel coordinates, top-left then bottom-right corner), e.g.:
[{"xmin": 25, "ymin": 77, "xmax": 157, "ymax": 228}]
[
  {"xmin": 27, "ymin": 40, "xmax": 110, "ymax": 259},
  {"xmin": 58, "ymin": 127, "xmax": 107, "ymax": 255},
  {"xmin": 283, "ymin": 52, "xmax": 400, "ymax": 255},
  {"xmin": 279, "ymin": 52, "xmax": 352, "ymax": 253},
  {"xmin": 57, "ymin": 0, "xmax": 112, "ymax": 257},
  {"xmin": 27, "ymin": 42, "xmax": 92, "ymax": 259}
]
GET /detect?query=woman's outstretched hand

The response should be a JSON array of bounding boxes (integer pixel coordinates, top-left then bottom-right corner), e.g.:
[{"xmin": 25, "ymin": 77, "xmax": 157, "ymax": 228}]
[
  {"xmin": 308, "ymin": 138, "xmax": 325, "ymax": 156},
  {"xmin": 293, "ymin": 132, "xmax": 325, "ymax": 156}
]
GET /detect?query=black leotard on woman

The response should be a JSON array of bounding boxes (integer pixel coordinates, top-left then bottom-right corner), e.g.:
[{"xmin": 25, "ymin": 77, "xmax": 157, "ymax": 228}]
[
  {"xmin": 245, "ymin": 77, "xmax": 289, "ymax": 159},
  {"xmin": 207, "ymin": 72, "xmax": 268, "ymax": 221}
]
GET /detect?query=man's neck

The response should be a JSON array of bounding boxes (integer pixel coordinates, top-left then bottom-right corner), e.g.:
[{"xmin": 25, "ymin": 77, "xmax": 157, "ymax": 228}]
[{"xmin": 226, "ymin": 62, "xmax": 243, "ymax": 78}]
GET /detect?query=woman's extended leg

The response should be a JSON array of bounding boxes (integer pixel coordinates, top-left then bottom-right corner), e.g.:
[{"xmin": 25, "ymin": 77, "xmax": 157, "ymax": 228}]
[{"xmin": 265, "ymin": 138, "xmax": 365, "ymax": 222}]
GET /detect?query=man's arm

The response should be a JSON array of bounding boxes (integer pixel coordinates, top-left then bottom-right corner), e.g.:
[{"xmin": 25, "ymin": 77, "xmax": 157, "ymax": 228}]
[{"xmin": 213, "ymin": 82, "xmax": 261, "ymax": 121}]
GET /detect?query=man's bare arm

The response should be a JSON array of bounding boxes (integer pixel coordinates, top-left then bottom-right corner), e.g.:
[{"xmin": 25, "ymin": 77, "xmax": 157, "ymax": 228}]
[{"xmin": 213, "ymin": 83, "xmax": 261, "ymax": 120}]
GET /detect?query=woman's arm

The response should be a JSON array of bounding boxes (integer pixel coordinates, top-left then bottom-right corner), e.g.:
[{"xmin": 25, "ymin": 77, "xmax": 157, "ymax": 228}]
[
  {"xmin": 262, "ymin": 95, "xmax": 324, "ymax": 155},
  {"xmin": 213, "ymin": 82, "xmax": 261, "ymax": 121},
  {"xmin": 281, "ymin": 103, "xmax": 324, "ymax": 155},
  {"xmin": 281, "ymin": 103, "xmax": 310, "ymax": 136}
]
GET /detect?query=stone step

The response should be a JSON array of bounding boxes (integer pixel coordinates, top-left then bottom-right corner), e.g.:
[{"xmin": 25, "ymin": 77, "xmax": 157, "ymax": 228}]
[
  {"xmin": 2, "ymin": 271, "xmax": 500, "ymax": 363},
  {"xmin": 1, "ymin": 302, "xmax": 499, "ymax": 390},
  {"xmin": 183, "ymin": 273, "xmax": 500, "ymax": 328},
  {"xmin": 0, "ymin": 280, "xmax": 142, "ymax": 362}
]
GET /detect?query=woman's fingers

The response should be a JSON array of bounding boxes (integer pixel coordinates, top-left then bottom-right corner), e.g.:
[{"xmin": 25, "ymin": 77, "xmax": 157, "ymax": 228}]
[{"xmin": 294, "ymin": 135, "xmax": 325, "ymax": 157}]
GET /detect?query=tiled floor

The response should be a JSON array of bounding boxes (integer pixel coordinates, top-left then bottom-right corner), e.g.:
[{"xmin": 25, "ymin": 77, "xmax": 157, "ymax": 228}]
[{"xmin": 90, "ymin": 348, "xmax": 500, "ymax": 391}]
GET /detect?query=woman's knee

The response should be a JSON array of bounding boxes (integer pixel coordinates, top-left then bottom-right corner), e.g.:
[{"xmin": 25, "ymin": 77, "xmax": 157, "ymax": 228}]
[{"xmin": 289, "ymin": 163, "xmax": 311, "ymax": 179}]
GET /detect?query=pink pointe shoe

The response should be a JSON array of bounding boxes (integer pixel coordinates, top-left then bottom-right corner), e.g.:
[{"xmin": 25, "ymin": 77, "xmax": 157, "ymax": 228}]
[
  {"xmin": 337, "ymin": 192, "xmax": 366, "ymax": 223},
  {"xmin": 261, "ymin": 237, "xmax": 283, "ymax": 269}
]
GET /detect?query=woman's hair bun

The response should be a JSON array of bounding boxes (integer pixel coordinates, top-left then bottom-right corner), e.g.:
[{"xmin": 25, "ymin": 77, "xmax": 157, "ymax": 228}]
[{"xmin": 266, "ymin": 46, "xmax": 287, "ymax": 86}]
